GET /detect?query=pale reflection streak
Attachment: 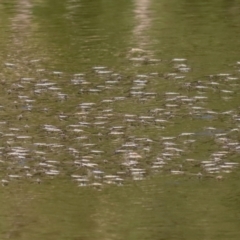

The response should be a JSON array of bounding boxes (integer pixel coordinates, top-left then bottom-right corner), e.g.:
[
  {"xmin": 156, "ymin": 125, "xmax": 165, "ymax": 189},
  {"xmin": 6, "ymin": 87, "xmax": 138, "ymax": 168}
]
[
  {"xmin": 132, "ymin": 0, "xmax": 152, "ymax": 50},
  {"xmin": 11, "ymin": 0, "xmax": 32, "ymax": 48}
]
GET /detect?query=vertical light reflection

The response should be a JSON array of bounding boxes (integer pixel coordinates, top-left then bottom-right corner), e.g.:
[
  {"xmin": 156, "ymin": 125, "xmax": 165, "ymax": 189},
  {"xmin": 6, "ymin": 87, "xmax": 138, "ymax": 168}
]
[
  {"xmin": 132, "ymin": 0, "xmax": 152, "ymax": 51},
  {"xmin": 11, "ymin": 0, "xmax": 32, "ymax": 49}
]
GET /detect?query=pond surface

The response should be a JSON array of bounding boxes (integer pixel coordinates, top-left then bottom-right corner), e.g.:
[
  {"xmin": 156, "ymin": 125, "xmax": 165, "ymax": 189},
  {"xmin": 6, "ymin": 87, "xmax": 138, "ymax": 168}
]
[{"xmin": 1, "ymin": 0, "xmax": 240, "ymax": 239}]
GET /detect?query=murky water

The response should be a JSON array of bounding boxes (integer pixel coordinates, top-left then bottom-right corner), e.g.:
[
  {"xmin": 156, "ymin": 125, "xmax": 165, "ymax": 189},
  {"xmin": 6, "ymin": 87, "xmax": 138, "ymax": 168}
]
[{"xmin": 1, "ymin": 0, "xmax": 240, "ymax": 239}]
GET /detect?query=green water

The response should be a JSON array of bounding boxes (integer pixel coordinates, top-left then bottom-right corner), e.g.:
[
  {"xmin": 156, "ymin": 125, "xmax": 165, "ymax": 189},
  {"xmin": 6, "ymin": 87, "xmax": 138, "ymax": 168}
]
[{"xmin": 1, "ymin": 0, "xmax": 240, "ymax": 239}]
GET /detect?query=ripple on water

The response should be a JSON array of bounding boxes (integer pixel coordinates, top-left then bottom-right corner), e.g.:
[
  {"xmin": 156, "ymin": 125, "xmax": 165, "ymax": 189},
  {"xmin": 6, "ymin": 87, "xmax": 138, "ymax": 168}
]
[{"xmin": 0, "ymin": 58, "xmax": 240, "ymax": 188}]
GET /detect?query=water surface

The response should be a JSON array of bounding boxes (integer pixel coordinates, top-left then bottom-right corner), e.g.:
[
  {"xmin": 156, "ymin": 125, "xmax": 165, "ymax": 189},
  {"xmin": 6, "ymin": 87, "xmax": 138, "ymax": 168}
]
[{"xmin": 1, "ymin": 0, "xmax": 240, "ymax": 239}]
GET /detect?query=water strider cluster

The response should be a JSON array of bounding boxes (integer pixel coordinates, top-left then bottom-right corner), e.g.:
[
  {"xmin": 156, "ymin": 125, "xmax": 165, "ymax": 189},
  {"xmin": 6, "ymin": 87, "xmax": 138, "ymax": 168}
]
[{"xmin": 0, "ymin": 57, "xmax": 240, "ymax": 188}]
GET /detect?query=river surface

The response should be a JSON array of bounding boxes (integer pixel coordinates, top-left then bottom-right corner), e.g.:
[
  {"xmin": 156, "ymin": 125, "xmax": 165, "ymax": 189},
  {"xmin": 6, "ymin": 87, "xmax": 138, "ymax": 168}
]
[{"xmin": 1, "ymin": 0, "xmax": 240, "ymax": 239}]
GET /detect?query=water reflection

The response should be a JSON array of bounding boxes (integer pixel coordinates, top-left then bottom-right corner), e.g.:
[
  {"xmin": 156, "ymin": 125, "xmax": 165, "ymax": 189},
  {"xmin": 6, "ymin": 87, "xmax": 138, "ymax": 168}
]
[
  {"xmin": 11, "ymin": 0, "xmax": 32, "ymax": 46},
  {"xmin": 132, "ymin": 0, "xmax": 152, "ymax": 50}
]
